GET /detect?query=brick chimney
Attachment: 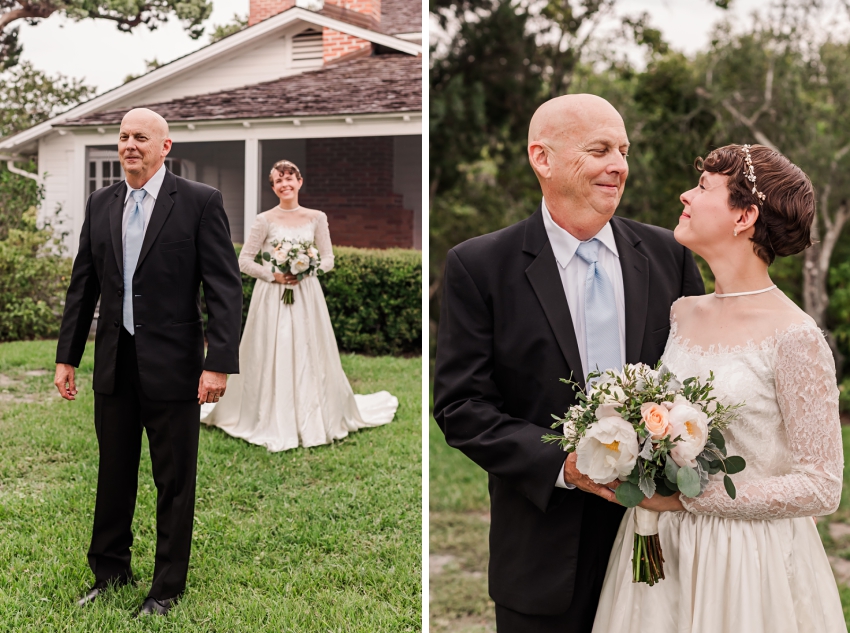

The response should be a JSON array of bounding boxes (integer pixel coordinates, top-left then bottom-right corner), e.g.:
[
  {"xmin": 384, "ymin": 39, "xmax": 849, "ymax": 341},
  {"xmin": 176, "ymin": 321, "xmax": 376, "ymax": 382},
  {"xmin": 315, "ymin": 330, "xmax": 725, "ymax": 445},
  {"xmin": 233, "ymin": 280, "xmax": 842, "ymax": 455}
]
[{"xmin": 248, "ymin": 0, "xmax": 380, "ymax": 64}]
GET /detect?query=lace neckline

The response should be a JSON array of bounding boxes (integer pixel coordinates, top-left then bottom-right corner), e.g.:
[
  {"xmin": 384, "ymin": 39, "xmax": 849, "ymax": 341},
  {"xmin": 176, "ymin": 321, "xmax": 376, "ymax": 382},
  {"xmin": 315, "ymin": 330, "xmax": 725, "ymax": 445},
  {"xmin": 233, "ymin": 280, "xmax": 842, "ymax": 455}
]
[
  {"xmin": 276, "ymin": 205, "xmax": 301, "ymax": 212},
  {"xmin": 668, "ymin": 320, "xmax": 820, "ymax": 358}
]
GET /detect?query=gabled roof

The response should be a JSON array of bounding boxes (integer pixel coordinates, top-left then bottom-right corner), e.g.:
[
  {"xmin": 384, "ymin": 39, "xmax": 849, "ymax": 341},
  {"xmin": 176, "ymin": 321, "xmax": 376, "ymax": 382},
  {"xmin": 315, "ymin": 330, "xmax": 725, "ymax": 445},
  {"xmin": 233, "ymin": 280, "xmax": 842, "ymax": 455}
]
[
  {"xmin": 0, "ymin": 5, "xmax": 420, "ymax": 153},
  {"xmin": 62, "ymin": 55, "xmax": 421, "ymax": 125}
]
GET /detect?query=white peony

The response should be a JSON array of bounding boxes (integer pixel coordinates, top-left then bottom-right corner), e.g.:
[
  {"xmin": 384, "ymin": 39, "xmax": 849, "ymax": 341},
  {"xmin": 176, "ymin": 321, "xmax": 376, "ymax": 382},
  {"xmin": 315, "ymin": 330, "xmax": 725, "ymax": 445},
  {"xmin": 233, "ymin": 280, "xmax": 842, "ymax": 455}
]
[
  {"xmin": 290, "ymin": 253, "xmax": 311, "ymax": 274},
  {"xmin": 668, "ymin": 403, "xmax": 709, "ymax": 468},
  {"xmin": 307, "ymin": 246, "xmax": 319, "ymax": 259},
  {"xmin": 595, "ymin": 402, "xmax": 622, "ymax": 420},
  {"xmin": 575, "ymin": 415, "xmax": 639, "ymax": 484},
  {"xmin": 280, "ymin": 241, "xmax": 294, "ymax": 253}
]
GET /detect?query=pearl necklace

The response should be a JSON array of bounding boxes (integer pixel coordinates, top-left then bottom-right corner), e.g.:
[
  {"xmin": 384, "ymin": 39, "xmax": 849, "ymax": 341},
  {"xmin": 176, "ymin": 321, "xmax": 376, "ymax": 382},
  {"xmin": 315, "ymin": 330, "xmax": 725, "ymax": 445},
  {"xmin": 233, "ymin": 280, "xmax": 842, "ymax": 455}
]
[
  {"xmin": 714, "ymin": 284, "xmax": 777, "ymax": 298},
  {"xmin": 277, "ymin": 205, "xmax": 301, "ymax": 212}
]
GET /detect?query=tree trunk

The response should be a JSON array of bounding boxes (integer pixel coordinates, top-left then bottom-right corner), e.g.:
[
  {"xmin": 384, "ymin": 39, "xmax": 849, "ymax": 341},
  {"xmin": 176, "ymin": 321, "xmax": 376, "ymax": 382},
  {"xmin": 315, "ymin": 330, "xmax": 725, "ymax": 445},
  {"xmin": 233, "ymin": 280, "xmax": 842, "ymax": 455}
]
[{"xmin": 803, "ymin": 203, "xmax": 848, "ymax": 379}]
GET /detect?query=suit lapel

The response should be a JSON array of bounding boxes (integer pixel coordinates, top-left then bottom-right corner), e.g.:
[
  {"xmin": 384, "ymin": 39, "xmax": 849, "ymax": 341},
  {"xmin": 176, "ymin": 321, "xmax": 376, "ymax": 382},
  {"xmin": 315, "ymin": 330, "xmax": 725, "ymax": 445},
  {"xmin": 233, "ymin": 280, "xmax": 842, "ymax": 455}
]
[
  {"xmin": 523, "ymin": 207, "xmax": 586, "ymax": 389},
  {"xmin": 135, "ymin": 170, "xmax": 175, "ymax": 272},
  {"xmin": 109, "ymin": 183, "xmax": 128, "ymax": 277},
  {"xmin": 612, "ymin": 217, "xmax": 649, "ymax": 364}
]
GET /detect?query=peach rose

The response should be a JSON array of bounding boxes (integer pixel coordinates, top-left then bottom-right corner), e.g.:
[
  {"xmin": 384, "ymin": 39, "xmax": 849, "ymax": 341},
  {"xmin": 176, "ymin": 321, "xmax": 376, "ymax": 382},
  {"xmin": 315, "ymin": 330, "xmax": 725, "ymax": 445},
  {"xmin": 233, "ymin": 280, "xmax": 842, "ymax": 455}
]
[{"xmin": 641, "ymin": 402, "xmax": 671, "ymax": 440}]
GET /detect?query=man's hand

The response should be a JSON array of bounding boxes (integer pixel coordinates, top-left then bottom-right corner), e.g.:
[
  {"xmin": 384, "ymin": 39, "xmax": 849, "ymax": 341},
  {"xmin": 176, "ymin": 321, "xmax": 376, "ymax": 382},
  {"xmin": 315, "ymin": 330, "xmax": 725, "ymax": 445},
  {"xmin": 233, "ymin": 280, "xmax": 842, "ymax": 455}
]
[
  {"xmin": 198, "ymin": 370, "xmax": 227, "ymax": 404},
  {"xmin": 273, "ymin": 272, "xmax": 299, "ymax": 285},
  {"xmin": 55, "ymin": 363, "xmax": 78, "ymax": 401},
  {"xmin": 563, "ymin": 452, "xmax": 619, "ymax": 503}
]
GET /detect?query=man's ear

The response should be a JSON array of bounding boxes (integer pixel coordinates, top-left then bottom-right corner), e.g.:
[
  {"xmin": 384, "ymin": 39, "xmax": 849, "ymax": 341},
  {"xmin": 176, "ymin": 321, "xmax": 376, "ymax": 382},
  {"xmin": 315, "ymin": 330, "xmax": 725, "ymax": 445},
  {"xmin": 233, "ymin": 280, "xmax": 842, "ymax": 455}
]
[
  {"xmin": 528, "ymin": 141, "xmax": 552, "ymax": 180},
  {"xmin": 162, "ymin": 138, "xmax": 173, "ymax": 157}
]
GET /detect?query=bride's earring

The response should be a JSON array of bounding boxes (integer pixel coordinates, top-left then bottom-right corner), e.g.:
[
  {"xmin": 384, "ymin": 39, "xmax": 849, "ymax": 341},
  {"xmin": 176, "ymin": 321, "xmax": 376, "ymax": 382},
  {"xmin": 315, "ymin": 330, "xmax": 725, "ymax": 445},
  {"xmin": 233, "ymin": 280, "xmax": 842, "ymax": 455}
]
[{"xmin": 733, "ymin": 229, "xmax": 738, "ymax": 237}]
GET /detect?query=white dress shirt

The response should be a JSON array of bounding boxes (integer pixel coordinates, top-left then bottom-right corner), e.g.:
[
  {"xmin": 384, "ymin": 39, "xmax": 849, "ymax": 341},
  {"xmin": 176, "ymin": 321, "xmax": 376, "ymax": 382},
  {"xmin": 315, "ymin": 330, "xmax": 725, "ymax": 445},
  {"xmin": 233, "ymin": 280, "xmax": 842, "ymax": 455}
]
[
  {"xmin": 541, "ymin": 199, "xmax": 627, "ymax": 488},
  {"xmin": 122, "ymin": 163, "xmax": 167, "ymax": 240}
]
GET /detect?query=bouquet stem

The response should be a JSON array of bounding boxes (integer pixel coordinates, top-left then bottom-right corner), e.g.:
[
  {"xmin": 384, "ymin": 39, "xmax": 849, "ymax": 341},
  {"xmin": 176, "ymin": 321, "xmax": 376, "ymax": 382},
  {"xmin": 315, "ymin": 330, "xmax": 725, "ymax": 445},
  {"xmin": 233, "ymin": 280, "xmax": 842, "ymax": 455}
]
[
  {"xmin": 282, "ymin": 287, "xmax": 294, "ymax": 304},
  {"xmin": 632, "ymin": 507, "xmax": 665, "ymax": 586}
]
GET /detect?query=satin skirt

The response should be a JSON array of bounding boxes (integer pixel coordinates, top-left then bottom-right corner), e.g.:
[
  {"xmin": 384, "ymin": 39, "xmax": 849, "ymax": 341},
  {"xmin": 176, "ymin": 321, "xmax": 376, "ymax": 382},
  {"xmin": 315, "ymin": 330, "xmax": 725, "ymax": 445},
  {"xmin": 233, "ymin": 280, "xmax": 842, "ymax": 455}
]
[
  {"xmin": 202, "ymin": 276, "xmax": 398, "ymax": 452},
  {"xmin": 592, "ymin": 508, "xmax": 845, "ymax": 633}
]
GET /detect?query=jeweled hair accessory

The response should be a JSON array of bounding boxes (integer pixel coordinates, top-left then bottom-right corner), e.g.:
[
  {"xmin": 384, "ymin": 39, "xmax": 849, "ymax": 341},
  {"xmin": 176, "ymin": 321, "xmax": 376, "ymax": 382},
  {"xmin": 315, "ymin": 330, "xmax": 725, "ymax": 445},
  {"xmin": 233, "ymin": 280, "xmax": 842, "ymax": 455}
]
[{"xmin": 742, "ymin": 144, "xmax": 766, "ymax": 205}]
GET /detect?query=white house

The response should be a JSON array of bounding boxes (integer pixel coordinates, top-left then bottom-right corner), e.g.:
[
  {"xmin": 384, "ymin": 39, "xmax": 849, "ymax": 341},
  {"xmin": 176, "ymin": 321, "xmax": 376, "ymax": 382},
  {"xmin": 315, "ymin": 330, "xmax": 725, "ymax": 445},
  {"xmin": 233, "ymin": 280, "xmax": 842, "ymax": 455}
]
[{"xmin": 0, "ymin": 0, "xmax": 422, "ymax": 253}]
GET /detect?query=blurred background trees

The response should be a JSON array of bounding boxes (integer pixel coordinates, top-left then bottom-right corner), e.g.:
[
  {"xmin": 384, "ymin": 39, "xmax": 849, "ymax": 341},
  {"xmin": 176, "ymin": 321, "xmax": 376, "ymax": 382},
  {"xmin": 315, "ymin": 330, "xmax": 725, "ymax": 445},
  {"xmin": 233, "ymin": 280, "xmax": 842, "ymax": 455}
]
[{"xmin": 430, "ymin": 0, "xmax": 850, "ymax": 398}]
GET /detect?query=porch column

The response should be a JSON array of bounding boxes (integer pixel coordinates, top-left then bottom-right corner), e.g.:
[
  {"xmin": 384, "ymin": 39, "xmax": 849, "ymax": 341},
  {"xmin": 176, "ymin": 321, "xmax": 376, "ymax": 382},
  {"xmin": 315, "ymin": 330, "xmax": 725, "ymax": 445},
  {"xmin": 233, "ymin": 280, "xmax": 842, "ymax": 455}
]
[{"xmin": 243, "ymin": 138, "xmax": 259, "ymax": 235}]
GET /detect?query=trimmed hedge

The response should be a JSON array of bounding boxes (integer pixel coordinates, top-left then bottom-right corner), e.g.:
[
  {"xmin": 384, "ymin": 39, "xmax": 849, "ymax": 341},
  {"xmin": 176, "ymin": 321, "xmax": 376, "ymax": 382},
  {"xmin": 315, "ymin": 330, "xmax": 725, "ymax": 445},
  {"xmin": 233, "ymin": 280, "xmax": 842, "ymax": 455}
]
[{"xmin": 218, "ymin": 245, "xmax": 420, "ymax": 356}]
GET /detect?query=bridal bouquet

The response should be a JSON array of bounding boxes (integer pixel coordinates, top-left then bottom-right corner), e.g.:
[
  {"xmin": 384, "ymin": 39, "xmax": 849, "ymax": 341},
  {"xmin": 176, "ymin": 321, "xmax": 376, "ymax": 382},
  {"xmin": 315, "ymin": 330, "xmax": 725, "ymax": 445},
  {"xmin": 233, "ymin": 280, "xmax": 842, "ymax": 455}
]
[
  {"xmin": 543, "ymin": 363, "xmax": 745, "ymax": 586},
  {"xmin": 262, "ymin": 239, "xmax": 323, "ymax": 304}
]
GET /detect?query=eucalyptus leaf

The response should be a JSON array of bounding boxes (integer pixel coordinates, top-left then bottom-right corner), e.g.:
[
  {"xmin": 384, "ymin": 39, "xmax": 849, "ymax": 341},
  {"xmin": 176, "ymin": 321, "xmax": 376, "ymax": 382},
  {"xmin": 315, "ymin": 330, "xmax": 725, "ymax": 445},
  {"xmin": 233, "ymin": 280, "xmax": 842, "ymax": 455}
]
[
  {"xmin": 262, "ymin": 252, "xmax": 271, "ymax": 261},
  {"xmin": 677, "ymin": 466, "xmax": 701, "ymax": 498},
  {"xmin": 708, "ymin": 460, "xmax": 723, "ymax": 475},
  {"xmin": 627, "ymin": 466, "xmax": 641, "ymax": 485},
  {"xmin": 665, "ymin": 456, "xmax": 680, "ymax": 485},
  {"xmin": 655, "ymin": 477, "xmax": 676, "ymax": 497},
  {"xmin": 724, "ymin": 474, "xmax": 737, "ymax": 499},
  {"xmin": 614, "ymin": 481, "xmax": 645, "ymax": 507},
  {"xmin": 709, "ymin": 427, "xmax": 725, "ymax": 451},
  {"xmin": 724, "ymin": 455, "xmax": 746, "ymax": 474}
]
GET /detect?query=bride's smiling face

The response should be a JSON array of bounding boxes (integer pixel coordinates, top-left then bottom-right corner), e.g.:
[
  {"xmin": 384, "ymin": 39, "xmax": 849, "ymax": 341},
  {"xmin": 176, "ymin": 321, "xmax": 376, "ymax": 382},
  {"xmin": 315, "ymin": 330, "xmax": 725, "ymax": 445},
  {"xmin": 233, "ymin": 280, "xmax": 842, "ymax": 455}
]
[
  {"xmin": 272, "ymin": 170, "xmax": 302, "ymax": 203},
  {"xmin": 675, "ymin": 171, "xmax": 739, "ymax": 256}
]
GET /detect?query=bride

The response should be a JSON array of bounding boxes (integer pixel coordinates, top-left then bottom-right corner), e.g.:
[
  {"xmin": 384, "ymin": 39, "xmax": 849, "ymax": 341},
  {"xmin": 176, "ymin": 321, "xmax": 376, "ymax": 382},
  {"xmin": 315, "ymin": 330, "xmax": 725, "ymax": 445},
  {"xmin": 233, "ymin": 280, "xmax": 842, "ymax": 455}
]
[
  {"xmin": 202, "ymin": 159, "xmax": 398, "ymax": 451},
  {"xmin": 593, "ymin": 144, "xmax": 845, "ymax": 632}
]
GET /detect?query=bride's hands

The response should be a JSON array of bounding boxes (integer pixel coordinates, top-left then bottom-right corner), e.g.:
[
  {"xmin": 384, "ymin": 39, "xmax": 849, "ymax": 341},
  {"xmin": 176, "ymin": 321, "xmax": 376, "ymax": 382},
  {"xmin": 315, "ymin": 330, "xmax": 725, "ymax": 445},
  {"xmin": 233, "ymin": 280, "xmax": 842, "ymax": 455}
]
[
  {"xmin": 273, "ymin": 272, "xmax": 299, "ymax": 285},
  {"xmin": 638, "ymin": 491, "xmax": 686, "ymax": 513}
]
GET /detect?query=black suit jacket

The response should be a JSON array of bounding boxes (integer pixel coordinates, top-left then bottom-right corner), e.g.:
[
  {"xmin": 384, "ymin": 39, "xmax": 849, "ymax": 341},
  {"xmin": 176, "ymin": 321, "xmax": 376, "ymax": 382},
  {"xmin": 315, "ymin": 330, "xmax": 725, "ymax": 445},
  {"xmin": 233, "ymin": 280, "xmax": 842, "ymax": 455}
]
[
  {"xmin": 56, "ymin": 170, "xmax": 243, "ymax": 401},
  {"xmin": 433, "ymin": 207, "xmax": 705, "ymax": 615}
]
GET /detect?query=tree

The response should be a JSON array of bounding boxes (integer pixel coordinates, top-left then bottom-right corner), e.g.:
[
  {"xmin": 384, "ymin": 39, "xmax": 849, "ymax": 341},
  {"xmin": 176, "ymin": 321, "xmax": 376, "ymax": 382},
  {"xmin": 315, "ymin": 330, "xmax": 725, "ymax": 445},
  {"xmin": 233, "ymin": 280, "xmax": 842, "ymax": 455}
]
[
  {"xmin": 0, "ymin": 61, "xmax": 95, "ymax": 138},
  {"xmin": 208, "ymin": 13, "xmax": 247, "ymax": 44},
  {"xmin": 0, "ymin": 0, "xmax": 213, "ymax": 70},
  {"xmin": 693, "ymin": 4, "xmax": 850, "ymax": 369}
]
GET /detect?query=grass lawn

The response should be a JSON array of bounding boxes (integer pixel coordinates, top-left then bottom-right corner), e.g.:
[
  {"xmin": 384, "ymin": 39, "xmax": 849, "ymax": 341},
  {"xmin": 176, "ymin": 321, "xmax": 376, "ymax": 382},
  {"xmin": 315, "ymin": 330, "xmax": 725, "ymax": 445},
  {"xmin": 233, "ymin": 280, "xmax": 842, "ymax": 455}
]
[
  {"xmin": 430, "ymin": 414, "xmax": 850, "ymax": 632},
  {"xmin": 0, "ymin": 340, "xmax": 421, "ymax": 632}
]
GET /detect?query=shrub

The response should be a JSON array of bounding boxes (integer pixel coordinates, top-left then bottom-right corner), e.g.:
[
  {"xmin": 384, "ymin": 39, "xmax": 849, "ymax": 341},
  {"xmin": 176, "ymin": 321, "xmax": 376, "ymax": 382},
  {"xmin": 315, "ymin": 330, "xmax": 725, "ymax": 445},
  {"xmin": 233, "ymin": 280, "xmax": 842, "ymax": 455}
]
[
  {"xmin": 320, "ymin": 247, "xmax": 421, "ymax": 356},
  {"xmin": 216, "ymin": 245, "xmax": 421, "ymax": 356},
  {"xmin": 0, "ymin": 207, "xmax": 72, "ymax": 341}
]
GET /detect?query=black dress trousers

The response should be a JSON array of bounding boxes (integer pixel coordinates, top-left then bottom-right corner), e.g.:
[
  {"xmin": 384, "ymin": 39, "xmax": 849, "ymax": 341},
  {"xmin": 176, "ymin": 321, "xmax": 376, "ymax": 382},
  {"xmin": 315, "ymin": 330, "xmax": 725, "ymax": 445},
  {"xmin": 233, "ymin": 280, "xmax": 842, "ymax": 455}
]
[{"xmin": 88, "ymin": 327, "xmax": 201, "ymax": 600}]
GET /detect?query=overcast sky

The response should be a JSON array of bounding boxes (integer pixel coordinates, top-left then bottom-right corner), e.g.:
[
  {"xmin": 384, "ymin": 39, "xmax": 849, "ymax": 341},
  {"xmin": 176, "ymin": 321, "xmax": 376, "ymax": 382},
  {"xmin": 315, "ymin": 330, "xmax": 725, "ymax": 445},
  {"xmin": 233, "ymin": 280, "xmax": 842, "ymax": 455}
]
[{"xmin": 12, "ymin": 0, "xmax": 828, "ymax": 94}]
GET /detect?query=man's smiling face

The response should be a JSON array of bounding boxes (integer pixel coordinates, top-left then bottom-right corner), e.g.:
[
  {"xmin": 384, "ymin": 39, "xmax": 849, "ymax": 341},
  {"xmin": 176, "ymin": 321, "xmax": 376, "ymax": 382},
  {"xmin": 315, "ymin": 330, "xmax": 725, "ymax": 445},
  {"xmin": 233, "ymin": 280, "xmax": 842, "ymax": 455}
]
[{"xmin": 552, "ymin": 118, "xmax": 630, "ymax": 220}]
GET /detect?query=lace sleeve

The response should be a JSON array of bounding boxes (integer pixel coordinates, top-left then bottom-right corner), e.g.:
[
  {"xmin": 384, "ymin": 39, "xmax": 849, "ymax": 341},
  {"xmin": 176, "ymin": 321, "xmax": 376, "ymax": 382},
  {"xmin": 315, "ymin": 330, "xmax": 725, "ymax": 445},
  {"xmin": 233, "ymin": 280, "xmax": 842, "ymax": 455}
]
[
  {"xmin": 315, "ymin": 212, "xmax": 334, "ymax": 273},
  {"xmin": 238, "ymin": 215, "xmax": 275, "ymax": 283},
  {"xmin": 681, "ymin": 326, "xmax": 843, "ymax": 520}
]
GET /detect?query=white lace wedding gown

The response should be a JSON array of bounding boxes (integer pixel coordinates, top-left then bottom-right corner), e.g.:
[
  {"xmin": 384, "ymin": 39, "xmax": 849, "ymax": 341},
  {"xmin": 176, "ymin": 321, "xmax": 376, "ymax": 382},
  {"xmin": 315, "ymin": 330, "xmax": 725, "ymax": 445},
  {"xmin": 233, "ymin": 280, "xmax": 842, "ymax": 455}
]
[
  {"xmin": 201, "ymin": 208, "xmax": 398, "ymax": 451},
  {"xmin": 593, "ymin": 307, "xmax": 845, "ymax": 632}
]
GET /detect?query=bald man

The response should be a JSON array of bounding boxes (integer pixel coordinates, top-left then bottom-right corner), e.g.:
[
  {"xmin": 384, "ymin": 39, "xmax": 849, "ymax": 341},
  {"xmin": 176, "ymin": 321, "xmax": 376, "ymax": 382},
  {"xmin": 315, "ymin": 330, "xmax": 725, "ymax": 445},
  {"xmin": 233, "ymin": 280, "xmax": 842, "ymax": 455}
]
[
  {"xmin": 55, "ymin": 108, "xmax": 243, "ymax": 616},
  {"xmin": 434, "ymin": 95, "xmax": 705, "ymax": 632}
]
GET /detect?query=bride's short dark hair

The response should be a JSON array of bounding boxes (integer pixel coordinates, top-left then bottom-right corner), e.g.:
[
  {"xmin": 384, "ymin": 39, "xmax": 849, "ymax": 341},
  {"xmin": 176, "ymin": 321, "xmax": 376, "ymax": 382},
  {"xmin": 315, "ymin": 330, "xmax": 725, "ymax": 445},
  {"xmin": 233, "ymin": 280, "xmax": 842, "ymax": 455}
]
[
  {"xmin": 694, "ymin": 144, "xmax": 814, "ymax": 265},
  {"xmin": 269, "ymin": 159, "xmax": 302, "ymax": 184}
]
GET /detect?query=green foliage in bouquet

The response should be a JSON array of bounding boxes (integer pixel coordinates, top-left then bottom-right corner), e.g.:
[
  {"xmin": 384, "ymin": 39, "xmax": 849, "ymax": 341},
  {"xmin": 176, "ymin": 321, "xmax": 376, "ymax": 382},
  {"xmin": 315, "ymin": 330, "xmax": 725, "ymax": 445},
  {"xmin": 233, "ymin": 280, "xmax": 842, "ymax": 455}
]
[{"xmin": 543, "ymin": 363, "xmax": 745, "ymax": 507}]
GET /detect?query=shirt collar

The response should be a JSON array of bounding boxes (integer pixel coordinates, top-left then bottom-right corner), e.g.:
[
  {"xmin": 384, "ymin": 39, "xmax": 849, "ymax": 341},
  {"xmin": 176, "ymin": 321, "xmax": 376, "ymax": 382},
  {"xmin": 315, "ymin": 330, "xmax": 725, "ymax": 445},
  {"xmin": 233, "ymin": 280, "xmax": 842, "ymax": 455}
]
[
  {"xmin": 124, "ymin": 163, "xmax": 167, "ymax": 204},
  {"xmin": 541, "ymin": 198, "xmax": 619, "ymax": 269}
]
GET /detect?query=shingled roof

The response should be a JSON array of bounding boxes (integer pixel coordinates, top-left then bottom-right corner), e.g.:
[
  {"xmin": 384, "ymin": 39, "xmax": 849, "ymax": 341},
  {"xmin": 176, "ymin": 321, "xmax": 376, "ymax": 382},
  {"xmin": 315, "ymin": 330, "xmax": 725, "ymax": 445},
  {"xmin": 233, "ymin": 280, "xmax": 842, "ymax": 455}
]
[
  {"xmin": 62, "ymin": 54, "xmax": 421, "ymax": 126},
  {"xmin": 381, "ymin": 0, "xmax": 421, "ymax": 34}
]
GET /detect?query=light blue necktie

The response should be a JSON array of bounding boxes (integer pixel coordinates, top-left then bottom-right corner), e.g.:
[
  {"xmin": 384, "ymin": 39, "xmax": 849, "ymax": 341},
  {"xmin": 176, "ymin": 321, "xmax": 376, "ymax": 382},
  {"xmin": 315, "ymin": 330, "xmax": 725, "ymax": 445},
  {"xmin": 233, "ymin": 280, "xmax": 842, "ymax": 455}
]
[
  {"xmin": 575, "ymin": 239, "xmax": 622, "ymax": 377},
  {"xmin": 123, "ymin": 189, "xmax": 146, "ymax": 335}
]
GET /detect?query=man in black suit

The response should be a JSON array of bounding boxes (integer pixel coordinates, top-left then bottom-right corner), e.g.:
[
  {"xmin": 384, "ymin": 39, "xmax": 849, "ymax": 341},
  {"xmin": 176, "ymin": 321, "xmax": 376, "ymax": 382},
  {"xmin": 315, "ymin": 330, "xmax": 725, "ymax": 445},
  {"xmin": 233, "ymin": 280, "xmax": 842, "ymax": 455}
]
[
  {"xmin": 54, "ymin": 108, "xmax": 243, "ymax": 617},
  {"xmin": 433, "ymin": 94, "xmax": 705, "ymax": 632}
]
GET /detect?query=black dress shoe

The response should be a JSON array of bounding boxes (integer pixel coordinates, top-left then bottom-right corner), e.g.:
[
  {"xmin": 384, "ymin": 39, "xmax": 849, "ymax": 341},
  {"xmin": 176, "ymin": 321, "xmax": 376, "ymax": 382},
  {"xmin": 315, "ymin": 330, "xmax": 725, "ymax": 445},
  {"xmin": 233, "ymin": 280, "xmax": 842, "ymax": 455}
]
[
  {"xmin": 135, "ymin": 596, "xmax": 177, "ymax": 617},
  {"xmin": 76, "ymin": 577, "xmax": 133, "ymax": 607}
]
